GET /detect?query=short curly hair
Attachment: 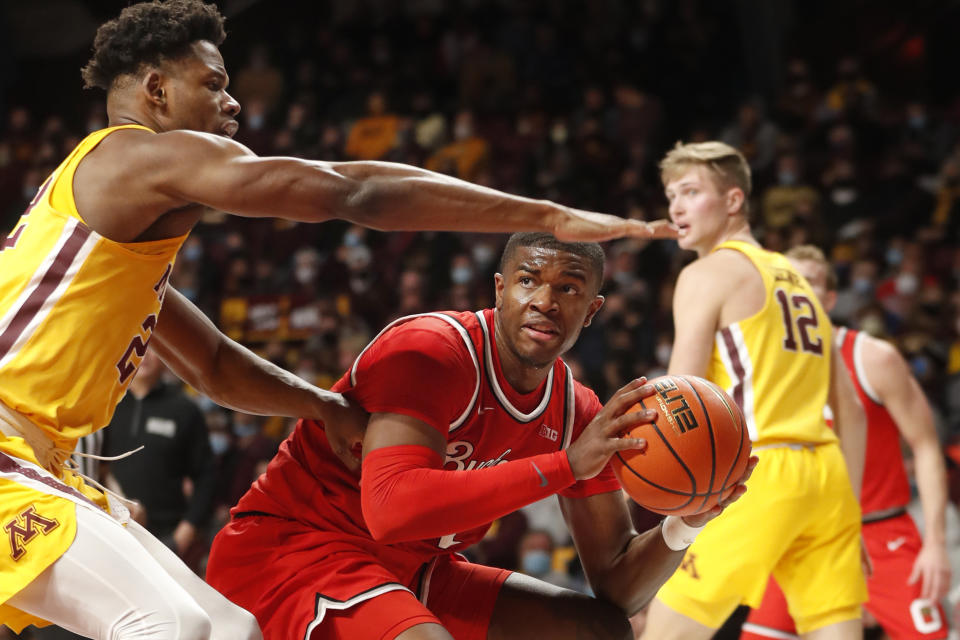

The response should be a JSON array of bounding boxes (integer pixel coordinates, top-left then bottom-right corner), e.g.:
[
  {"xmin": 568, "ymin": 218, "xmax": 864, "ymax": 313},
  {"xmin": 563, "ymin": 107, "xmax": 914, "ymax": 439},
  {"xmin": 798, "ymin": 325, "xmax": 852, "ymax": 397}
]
[
  {"xmin": 81, "ymin": 0, "xmax": 226, "ymax": 90},
  {"xmin": 499, "ymin": 232, "xmax": 605, "ymax": 291}
]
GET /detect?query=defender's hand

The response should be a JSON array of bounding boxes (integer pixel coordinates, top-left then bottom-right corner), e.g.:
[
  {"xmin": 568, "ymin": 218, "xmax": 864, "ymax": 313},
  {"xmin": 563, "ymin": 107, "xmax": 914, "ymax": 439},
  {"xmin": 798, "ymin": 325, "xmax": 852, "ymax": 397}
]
[
  {"xmin": 566, "ymin": 378, "xmax": 656, "ymax": 480},
  {"xmin": 680, "ymin": 455, "xmax": 759, "ymax": 528},
  {"xmin": 553, "ymin": 208, "xmax": 679, "ymax": 243},
  {"xmin": 319, "ymin": 393, "xmax": 369, "ymax": 474}
]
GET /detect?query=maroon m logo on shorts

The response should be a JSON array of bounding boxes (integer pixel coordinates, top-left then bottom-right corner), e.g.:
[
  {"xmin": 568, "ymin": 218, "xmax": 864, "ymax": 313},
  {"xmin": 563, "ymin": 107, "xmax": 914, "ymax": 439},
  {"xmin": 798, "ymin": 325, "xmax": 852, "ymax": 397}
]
[{"xmin": 4, "ymin": 505, "xmax": 59, "ymax": 561}]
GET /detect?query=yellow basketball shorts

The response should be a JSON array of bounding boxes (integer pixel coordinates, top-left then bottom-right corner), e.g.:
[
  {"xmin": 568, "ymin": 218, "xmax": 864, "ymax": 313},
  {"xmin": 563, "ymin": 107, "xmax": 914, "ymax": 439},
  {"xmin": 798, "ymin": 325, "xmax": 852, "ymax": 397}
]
[
  {"xmin": 0, "ymin": 436, "xmax": 112, "ymax": 632},
  {"xmin": 656, "ymin": 442, "xmax": 867, "ymax": 633}
]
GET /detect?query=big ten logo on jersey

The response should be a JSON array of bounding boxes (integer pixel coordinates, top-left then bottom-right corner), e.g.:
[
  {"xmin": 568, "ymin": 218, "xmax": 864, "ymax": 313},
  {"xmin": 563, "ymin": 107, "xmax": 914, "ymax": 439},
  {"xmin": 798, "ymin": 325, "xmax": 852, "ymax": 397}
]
[
  {"xmin": 4, "ymin": 505, "xmax": 59, "ymax": 561},
  {"xmin": 115, "ymin": 264, "xmax": 172, "ymax": 383},
  {"xmin": 653, "ymin": 378, "xmax": 698, "ymax": 435},
  {"xmin": 444, "ymin": 440, "xmax": 513, "ymax": 471}
]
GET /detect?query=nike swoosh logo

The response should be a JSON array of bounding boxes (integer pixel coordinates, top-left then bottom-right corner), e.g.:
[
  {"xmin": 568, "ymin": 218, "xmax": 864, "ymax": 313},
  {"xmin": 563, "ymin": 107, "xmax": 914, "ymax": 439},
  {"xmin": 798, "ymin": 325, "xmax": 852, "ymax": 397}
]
[
  {"xmin": 477, "ymin": 406, "xmax": 496, "ymax": 415},
  {"xmin": 886, "ymin": 536, "xmax": 907, "ymax": 552},
  {"xmin": 531, "ymin": 461, "xmax": 548, "ymax": 487}
]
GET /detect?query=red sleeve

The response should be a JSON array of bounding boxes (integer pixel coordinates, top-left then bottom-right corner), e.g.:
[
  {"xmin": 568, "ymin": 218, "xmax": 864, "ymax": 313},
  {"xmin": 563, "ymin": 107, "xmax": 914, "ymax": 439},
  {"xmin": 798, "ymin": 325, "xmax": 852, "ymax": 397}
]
[
  {"xmin": 349, "ymin": 317, "xmax": 477, "ymax": 434},
  {"xmin": 361, "ymin": 445, "xmax": 575, "ymax": 543},
  {"xmin": 558, "ymin": 382, "xmax": 622, "ymax": 499}
]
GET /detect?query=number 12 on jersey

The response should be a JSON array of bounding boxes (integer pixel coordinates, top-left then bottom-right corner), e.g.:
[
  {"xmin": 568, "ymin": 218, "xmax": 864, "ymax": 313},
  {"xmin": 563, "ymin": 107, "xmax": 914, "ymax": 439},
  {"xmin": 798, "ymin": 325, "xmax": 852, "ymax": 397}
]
[{"xmin": 775, "ymin": 289, "xmax": 823, "ymax": 355}]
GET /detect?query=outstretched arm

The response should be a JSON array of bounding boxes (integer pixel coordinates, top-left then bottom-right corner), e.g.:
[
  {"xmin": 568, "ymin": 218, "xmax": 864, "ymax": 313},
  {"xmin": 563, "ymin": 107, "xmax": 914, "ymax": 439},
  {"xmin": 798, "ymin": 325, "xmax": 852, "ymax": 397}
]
[
  {"xmin": 865, "ymin": 338, "xmax": 950, "ymax": 600},
  {"xmin": 152, "ymin": 288, "xmax": 366, "ymax": 466},
  {"xmin": 142, "ymin": 130, "xmax": 676, "ymax": 241}
]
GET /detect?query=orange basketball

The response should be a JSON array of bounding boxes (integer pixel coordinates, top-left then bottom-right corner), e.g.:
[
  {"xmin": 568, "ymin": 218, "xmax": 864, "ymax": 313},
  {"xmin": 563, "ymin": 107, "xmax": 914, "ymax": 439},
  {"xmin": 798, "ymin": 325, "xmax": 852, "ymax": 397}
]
[{"xmin": 611, "ymin": 374, "xmax": 752, "ymax": 516}]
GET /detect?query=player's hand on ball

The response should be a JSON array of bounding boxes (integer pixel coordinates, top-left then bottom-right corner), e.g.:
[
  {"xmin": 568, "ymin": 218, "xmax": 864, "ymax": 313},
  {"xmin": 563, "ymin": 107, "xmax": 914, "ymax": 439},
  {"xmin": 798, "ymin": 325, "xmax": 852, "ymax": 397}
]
[
  {"xmin": 566, "ymin": 378, "xmax": 656, "ymax": 480},
  {"xmin": 679, "ymin": 455, "xmax": 758, "ymax": 528}
]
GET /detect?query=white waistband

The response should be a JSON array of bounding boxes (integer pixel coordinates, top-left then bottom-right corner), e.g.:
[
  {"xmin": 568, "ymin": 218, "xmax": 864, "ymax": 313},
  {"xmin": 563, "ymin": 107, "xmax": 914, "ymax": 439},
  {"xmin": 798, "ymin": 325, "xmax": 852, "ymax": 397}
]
[{"xmin": 752, "ymin": 442, "xmax": 819, "ymax": 452}]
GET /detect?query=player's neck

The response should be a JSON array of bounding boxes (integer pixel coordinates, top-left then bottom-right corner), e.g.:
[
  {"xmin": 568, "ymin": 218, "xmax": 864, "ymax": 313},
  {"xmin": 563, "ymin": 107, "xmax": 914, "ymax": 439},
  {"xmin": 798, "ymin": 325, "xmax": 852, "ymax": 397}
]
[
  {"xmin": 106, "ymin": 93, "xmax": 162, "ymax": 133},
  {"xmin": 697, "ymin": 220, "xmax": 755, "ymax": 257}
]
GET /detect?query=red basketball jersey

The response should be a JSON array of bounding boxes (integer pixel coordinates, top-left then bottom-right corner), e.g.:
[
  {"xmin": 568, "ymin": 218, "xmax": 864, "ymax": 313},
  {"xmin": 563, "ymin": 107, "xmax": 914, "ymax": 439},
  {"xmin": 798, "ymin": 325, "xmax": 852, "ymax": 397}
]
[
  {"xmin": 836, "ymin": 327, "xmax": 911, "ymax": 514},
  {"xmin": 230, "ymin": 308, "xmax": 618, "ymax": 564}
]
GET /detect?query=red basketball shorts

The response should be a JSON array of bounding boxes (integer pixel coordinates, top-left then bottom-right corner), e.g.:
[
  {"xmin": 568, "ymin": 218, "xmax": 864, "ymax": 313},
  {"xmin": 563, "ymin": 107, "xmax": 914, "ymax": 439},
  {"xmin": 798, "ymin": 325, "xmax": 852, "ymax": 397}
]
[
  {"xmin": 741, "ymin": 513, "xmax": 947, "ymax": 640},
  {"xmin": 207, "ymin": 515, "xmax": 510, "ymax": 640}
]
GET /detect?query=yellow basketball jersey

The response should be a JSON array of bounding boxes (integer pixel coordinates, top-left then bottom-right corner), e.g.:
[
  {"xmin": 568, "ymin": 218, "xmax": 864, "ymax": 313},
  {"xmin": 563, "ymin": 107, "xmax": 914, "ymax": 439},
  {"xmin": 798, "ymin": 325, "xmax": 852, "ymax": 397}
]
[
  {"xmin": 0, "ymin": 125, "xmax": 187, "ymax": 452},
  {"xmin": 706, "ymin": 240, "xmax": 836, "ymax": 446}
]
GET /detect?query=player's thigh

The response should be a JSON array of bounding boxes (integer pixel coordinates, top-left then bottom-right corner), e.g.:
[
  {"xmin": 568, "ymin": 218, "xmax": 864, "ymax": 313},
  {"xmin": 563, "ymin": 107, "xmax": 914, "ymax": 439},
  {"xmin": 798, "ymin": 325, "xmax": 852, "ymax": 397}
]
[
  {"xmin": 862, "ymin": 517, "xmax": 948, "ymax": 639},
  {"xmin": 654, "ymin": 449, "xmax": 806, "ymax": 630},
  {"xmin": 487, "ymin": 572, "xmax": 632, "ymax": 640},
  {"xmin": 6, "ymin": 505, "xmax": 210, "ymax": 640},
  {"xmin": 312, "ymin": 589, "xmax": 445, "ymax": 640},
  {"xmin": 124, "ymin": 520, "xmax": 261, "ymax": 640},
  {"xmin": 640, "ymin": 597, "xmax": 717, "ymax": 640},
  {"xmin": 774, "ymin": 446, "xmax": 865, "ymax": 635}
]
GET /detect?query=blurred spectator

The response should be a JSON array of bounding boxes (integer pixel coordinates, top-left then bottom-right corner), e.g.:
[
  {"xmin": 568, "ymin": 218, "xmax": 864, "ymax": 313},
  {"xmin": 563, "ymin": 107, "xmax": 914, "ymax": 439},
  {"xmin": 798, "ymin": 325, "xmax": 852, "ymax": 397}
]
[
  {"xmin": 721, "ymin": 98, "xmax": 778, "ymax": 178},
  {"xmin": 232, "ymin": 43, "xmax": 284, "ymax": 116},
  {"xmin": 344, "ymin": 91, "xmax": 403, "ymax": 160},
  {"xmin": 517, "ymin": 529, "xmax": 574, "ymax": 590},
  {"xmin": 425, "ymin": 110, "xmax": 489, "ymax": 180},
  {"xmin": 105, "ymin": 351, "xmax": 216, "ymax": 574},
  {"xmin": 761, "ymin": 153, "xmax": 821, "ymax": 231}
]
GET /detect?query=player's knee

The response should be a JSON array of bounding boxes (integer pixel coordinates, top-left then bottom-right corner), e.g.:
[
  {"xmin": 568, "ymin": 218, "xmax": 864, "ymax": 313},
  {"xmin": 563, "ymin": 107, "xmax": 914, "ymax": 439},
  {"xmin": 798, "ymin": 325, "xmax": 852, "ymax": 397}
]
[
  {"xmin": 230, "ymin": 608, "xmax": 263, "ymax": 640},
  {"xmin": 175, "ymin": 606, "xmax": 213, "ymax": 640},
  {"xmin": 109, "ymin": 600, "xmax": 211, "ymax": 640}
]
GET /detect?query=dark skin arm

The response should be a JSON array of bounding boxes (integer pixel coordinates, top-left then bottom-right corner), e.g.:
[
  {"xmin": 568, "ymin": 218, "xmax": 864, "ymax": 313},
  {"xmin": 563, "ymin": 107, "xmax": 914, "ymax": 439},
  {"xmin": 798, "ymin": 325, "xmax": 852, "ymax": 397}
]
[
  {"xmin": 558, "ymin": 457, "xmax": 756, "ymax": 616},
  {"xmin": 152, "ymin": 288, "xmax": 366, "ymax": 470},
  {"xmin": 72, "ymin": 128, "xmax": 677, "ymax": 244}
]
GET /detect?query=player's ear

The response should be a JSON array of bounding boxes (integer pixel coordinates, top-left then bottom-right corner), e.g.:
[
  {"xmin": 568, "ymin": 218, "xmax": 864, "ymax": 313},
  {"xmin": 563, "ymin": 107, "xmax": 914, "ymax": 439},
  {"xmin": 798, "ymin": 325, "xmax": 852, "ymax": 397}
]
[
  {"xmin": 143, "ymin": 70, "xmax": 166, "ymax": 108},
  {"xmin": 494, "ymin": 273, "xmax": 505, "ymax": 310},
  {"xmin": 583, "ymin": 295, "xmax": 604, "ymax": 327},
  {"xmin": 726, "ymin": 187, "xmax": 744, "ymax": 216}
]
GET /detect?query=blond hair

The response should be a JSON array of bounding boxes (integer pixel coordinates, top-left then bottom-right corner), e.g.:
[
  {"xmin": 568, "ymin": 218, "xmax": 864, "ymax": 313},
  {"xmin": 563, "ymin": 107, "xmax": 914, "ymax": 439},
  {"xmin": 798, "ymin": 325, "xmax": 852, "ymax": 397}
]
[
  {"xmin": 784, "ymin": 244, "xmax": 838, "ymax": 291},
  {"xmin": 659, "ymin": 141, "xmax": 752, "ymax": 215}
]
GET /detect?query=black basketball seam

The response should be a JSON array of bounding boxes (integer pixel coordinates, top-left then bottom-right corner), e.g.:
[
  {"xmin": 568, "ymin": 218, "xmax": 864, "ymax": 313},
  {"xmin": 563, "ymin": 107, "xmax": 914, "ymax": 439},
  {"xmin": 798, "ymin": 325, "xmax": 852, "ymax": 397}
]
[
  {"xmin": 704, "ymin": 381, "xmax": 748, "ymax": 497},
  {"xmin": 683, "ymin": 376, "xmax": 718, "ymax": 513},
  {"xmin": 614, "ymin": 397, "xmax": 698, "ymax": 512}
]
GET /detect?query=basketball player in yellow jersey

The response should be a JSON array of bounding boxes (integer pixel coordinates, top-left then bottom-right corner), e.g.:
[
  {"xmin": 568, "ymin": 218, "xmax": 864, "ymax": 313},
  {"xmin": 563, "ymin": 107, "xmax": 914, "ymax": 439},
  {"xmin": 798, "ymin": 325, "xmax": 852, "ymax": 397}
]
[
  {"xmin": 0, "ymin": 2, "xmax": 676, "ymax": 639},
  {"xmin": 639, "ymin": 141, "xmax": 868, "ymax": 640}
]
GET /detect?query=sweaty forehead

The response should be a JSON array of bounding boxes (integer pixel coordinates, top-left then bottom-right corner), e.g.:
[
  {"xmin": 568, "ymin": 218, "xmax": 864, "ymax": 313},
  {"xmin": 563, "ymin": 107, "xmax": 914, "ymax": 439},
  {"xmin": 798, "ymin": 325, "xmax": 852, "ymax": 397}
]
[{"xmin": 508, "ymin": 246, "xmax": 588, "ymax": 271}]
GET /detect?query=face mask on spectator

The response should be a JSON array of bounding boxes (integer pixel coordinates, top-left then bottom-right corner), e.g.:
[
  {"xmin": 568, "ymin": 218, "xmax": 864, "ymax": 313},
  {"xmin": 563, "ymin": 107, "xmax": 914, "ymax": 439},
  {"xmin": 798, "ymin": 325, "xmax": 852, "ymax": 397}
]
[
  {"xmin": 778, "ymin": 171, "xmax": 797, "ymax": 186},
  {"xmin": 521, "ymin": 550, "xmax": 552, "ymax": 576},
  {"xmin": 852, "ymin": 278, "xmax": 873, "ymax": 294},
  {"xmin": 472, "ymin": 244, "xmax": 495, "ymax": 268},
  {"xmin": 209, "ymin": 432, "xmax": 230, "ymax": 455},
  {"xmin": 895, "ymin": 273, "xmax": 918, "ymax": 295},
  {"xmin": 183, "ymin": 243, "xmax": 203, "ymax": 262},
  {"xmin": 451, "ymin": 266, "xmax": 473, "ymax": 285},
  {"xmin": 234, "ymin": 422, "xmax": 259, "ymax": 439},
  {"xmin": 247, "ymin": 113, "xmax": 265, "ymax": 130},
  {"xmin": 885, "ymin": 247, "xmax": 903, "ymax": 267},
  {"xmin": 295, "ymin": 266, "xmax": 317, "ymax": 284}
]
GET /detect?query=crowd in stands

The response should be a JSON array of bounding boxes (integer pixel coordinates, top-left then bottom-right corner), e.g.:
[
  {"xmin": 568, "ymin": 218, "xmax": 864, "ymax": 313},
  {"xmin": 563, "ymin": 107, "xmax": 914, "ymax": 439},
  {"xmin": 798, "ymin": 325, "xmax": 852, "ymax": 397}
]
[{"xmin": 2, "ymin": 2, "xmax": 960, "ymax": 632}]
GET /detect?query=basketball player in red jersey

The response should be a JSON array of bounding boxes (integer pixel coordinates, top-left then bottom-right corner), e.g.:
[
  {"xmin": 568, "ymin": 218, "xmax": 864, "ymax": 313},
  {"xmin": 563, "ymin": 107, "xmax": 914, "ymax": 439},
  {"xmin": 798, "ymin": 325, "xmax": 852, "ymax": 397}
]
[
  {"xmin": 0, "ymin": 0, "xmax": 671, "ymax": 640},
  {"xmin": 206, "ymin": 232, "xmax": 757, "ymax": 640},
  {"xmin": 740, "ymin": 245, "xmax": 950, "ymax": 640},
  {"xmin": 0, "ymin": 1, "xmax": 676, "ymax": 638}
]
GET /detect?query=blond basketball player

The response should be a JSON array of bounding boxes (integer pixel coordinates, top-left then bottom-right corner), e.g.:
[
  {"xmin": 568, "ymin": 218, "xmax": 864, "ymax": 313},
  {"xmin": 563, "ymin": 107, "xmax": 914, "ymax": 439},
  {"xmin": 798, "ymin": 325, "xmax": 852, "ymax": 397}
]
[
  {"xmin": 639, "ymin": 142, "xmax": 868, "ymax": 640},
  {"xmin": 0, "ymin": 2, "xmax": 674, "ymax": 638}
]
